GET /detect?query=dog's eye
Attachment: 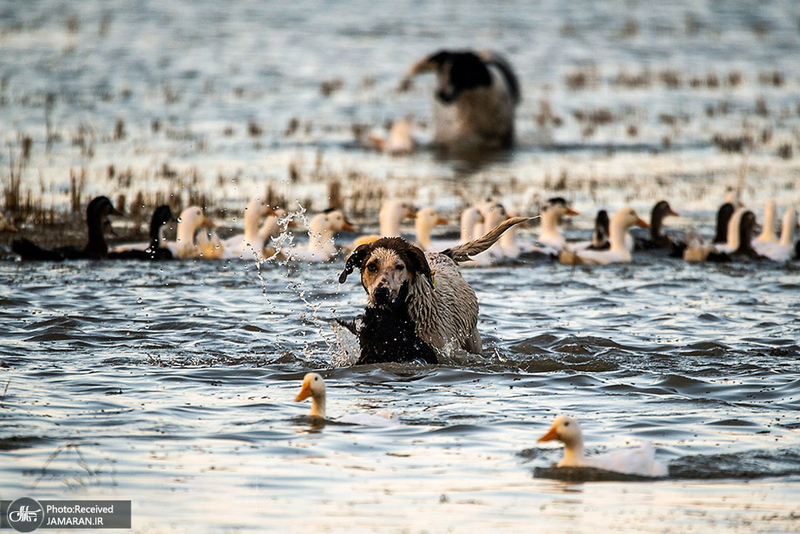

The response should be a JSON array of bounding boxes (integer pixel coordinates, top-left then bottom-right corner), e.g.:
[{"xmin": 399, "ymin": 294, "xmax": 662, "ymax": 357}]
[
  {"xmin": 366, "ymin": 263, "xmax": 378, "ymax": 272},
  {"xmin": 395, "ymin": 264, "xmax": 405, "ymax": 271}
]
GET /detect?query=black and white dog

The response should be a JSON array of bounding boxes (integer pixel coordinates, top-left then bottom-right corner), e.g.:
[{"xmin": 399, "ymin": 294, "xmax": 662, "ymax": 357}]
[{"xmin": 403, "ymin": 49, "xmax": 520, "ymax": 150}]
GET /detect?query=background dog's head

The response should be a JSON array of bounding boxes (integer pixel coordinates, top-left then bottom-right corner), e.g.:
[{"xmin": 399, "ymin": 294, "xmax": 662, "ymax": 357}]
[
  {"xmin": 406, "ymin": 50, "xmax": 492, "ymax": 104},
  {"xmin": 339, "ymin": 237, "xmax": 433, "ymax": 307}
]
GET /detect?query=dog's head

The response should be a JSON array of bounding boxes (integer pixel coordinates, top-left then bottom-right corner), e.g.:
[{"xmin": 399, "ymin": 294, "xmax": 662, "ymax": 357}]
[
  {"xmin": 339, "ymin": 237, "xmax": 433, "ymax": 307},
  {"xmin": 406, "ymin": 50, "xmax": 492, "ymax": 104}
]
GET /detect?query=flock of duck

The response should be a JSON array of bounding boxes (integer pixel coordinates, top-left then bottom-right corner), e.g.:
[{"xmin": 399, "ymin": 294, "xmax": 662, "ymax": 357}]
[{"xmin": 6, "ymin": 189, "xmax": 799, "ymax": 266}]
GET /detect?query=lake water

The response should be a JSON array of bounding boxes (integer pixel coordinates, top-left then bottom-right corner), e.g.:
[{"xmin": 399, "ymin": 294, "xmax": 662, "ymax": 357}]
[{"xmin": 1, "ymin": 0, "xmax": 800, "ymax": 532}]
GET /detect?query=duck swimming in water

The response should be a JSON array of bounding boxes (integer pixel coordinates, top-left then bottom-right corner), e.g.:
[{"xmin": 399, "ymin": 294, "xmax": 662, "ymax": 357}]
[
  {"xmin": 537, "ymin": 414, "xmax": 668, "ymax": 478},
  {"xmin": 294, "ymin": 373, "xmax": 398, "ymax": 426},
  {"xmin": 12, "ymin": 196, "xmax": 123, "ymax": 261}
]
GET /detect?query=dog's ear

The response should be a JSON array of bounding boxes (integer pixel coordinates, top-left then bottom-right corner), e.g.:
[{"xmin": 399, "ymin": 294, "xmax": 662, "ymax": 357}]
[
  {"xmin": 404, "ymin": 245, "xmax": 433, "ymax": 288},
  {"xmin": 339, "ymin": 243, "xmax": 372, "ymax": 284}
]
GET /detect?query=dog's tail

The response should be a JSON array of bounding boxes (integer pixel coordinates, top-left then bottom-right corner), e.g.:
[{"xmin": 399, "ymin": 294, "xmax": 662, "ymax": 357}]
[{"xmin": 441, "ymin": 216, "xmax": 532, "ymax": 263}]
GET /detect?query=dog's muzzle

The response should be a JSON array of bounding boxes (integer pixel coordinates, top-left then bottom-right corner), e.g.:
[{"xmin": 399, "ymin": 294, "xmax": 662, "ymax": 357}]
[{"xmin": 373, "ymin": 285, "xmax": 391, "ymax": 305}]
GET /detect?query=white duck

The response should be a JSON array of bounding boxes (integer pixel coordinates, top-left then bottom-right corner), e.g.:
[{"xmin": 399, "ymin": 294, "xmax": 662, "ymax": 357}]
[
  {"xmin": 351, "ymin": 200, "xmax": 416, "ymax": 249},
  {"xmin": 537, "ymin": 414, "xmax": 668, "ymax": 478},
  {"xmin": 172, "ymin": 206, "xmax": 216, "ymax": 259},
  {"xmin": 294, "ymin": 373, "xmax": 398, "ymax": 426},
  {"xmin": 559, "ymin": 207, "xmax": 648, "ymax": 265},
  {"xmin": 414, "ymin": 207, "xmax": 448, "ymax": 250},
  {"xmin": 535, "ymin": 197, "xmax": 579, "ymax": 255},
  {"xmin": 753, "ymin": 206, "xmax": 797, "ymax": 262},
  {"xmin": 286, "ymin": 209, "xmax": 354, "ymax": 262},
  {"xmin": 220, "ymin": 199, "xmax": 273, "ymax": 260}
]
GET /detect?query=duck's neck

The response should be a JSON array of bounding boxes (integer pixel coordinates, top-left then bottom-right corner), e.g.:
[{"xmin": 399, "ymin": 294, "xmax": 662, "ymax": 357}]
[
  {"xmin": 780, "ymin": 211, "xmax": 797, "ymax": 247},
  {"xmin": 309, "ymin": 227, "xmax": 334, "ymax": 253},
  {"xmin": 243, "ymin": 209, "xmax": 261, "ymax": 244},
  {"xmin": 500, "ymin": 226, "xmax": 516, "ymax": 247},
  {"xmin": 381, "ymin": 217, "xmax": 402, "ymax": 237},
  {"xmin": 650, "ymin": 214, "xmax": 665, "ymax": 240},
  {"xmin": 609, "ymin": 220, "xmax": 630, "ymax": 253},
  {"xmin": 310, "ymin": 393, "xmax": 326, "ymax": 419},
  {"xmin": 539, "ymin": 211, "xmax": 561, "ymax": 241},
  {"xmin": 86, "ymin": 216, "xmax": 109, "ymax": 258},
  {"xmin": 726, "ymin": 209, "xmax": 744, "ymax": 251},
  {"xmin": 560, "ymin": 440, "xmax": 586, "ymax": 466},
  {"xmin": 416, "ymin": 220, "xmax": 434, "ymax": 250},
  {"xmin": 460, "ymin": 209, "xmax": 480, "ymax": 242},
  {"xmin": 177, "ymin": 221, "xmax": 197, "ymax": 246},
  {"xmin": 259, "ymin": 216, "xmax": 280, "ymax": 242}
]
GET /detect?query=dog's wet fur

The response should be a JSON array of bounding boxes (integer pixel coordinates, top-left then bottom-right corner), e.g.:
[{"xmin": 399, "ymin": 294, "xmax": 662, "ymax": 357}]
[{"xmin": 339, "ymin": 237, "xmax": 439, "ymax": 364}]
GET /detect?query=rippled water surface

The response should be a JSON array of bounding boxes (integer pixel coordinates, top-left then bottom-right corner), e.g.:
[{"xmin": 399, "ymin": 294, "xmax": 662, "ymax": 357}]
[{"xmin": 2, "ymin": 0, "xmax": 800, "ymax": 532}]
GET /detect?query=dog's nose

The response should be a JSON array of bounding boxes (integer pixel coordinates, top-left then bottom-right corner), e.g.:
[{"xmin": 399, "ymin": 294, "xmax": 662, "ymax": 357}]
[{"xmin": 373, "ymin": 286, "xmax": 390, "ymax": 304}]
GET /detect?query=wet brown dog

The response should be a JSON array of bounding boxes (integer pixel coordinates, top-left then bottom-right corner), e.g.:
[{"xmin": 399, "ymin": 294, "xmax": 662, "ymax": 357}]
[{"xmin": 338, "ymin": 217, "xmax": 528, "ymax": 364}]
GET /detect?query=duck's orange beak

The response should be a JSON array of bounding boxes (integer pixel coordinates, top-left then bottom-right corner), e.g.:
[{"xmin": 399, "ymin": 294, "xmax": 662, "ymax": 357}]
[
  {"xmin": 294, "ymin": 382, "xmax": 313, "ymax": 402},
  {"xmin": 436, "ymin": 216, "xmax": 449, "ymax": 225},
  {"xmin": 342, "ymin": 220, "xmax": 355, "ymax": 232},
  {"xmin": 202, "ymin": 217, "xmax": 216, "ymax": 228},
  {"xmin": 637, "ymin": 217, "xmax": 650, "ymax": 228},
  {"xmin": 407, "ymin": 209, "xmax": 417, "ymax": 219},
  {"xmin": 267, "ymin": 206, "xmax": 277, "ymax": 216},
  {"xmin": 537, "ymin": 426, "xmax": 559, "ymax": 443},
  {"xmin": 566, "ymin": 207, "xmax": 580, "ymax": 216}
]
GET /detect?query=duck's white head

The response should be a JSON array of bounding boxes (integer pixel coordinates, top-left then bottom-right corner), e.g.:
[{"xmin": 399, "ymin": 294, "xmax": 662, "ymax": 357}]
[
  {"xmin": 245, "ymin": 199, "xmax": 271, "ymax": 219},
  {"xmin": 177, "ymin": 206, "xmax": 214, "ymax": 240},
  {"xmin": 538, "ymin": 414, "xmax": 584, "ymax": 448},
  {"xmin": 415, "ymin": 207, "xmax": 448, "ymax": 237},
  {"xmin": 309, "ymin": 210, "xmax": 354, "ymax": 235},
  {"xmin": 380, "ymin": 201, "xmax": 416, "ymax": 236},
  {"xmin": 295, "ymin": 372, "xmax": 327, "ymax": 418},
  {"xmin": 539, "ymin": 198, "xmax": 579, "ymax": 237},
  {"xmin": 611, "ymin": 206, "xmax": 648, "ymax": 231},
  {"xmin": 325, "ymin": 210, "xmax": 354, "ymax": 233}
]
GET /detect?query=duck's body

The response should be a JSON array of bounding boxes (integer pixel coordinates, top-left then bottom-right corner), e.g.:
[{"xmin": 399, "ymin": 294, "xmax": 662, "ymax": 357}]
[
  {"xmin": 404, "ymin": 50, "xmax": 520, "ymax": 150},
  {"xmin": 294, "ymin": 373, "xmax": 398, "ymax": 426},
  {"xmin": 12, "ymin": 196, "xmax": 122, "ymax": 261},
  {"xmin": 538, "ymin": 414, "xmax": 667, "ymax": 478},
  {"xmin": 754, "ymin": 207, "xmax": 797, "ymax": 261},
  {"xmin": 559, "ymin": 207, "xmax": 648, "ymax": 265}
]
